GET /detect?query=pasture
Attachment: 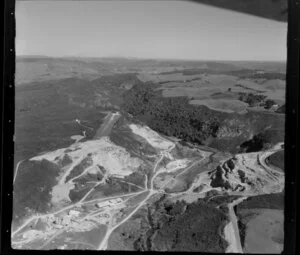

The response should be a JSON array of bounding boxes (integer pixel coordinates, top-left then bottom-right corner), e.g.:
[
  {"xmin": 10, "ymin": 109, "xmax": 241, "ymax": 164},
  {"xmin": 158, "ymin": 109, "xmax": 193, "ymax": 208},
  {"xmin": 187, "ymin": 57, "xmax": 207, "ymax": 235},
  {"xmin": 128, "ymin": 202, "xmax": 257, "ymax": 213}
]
[
  {"xmin": 240, "ymin": 209, "xmax": 283, "ymax": 254},
  {"xmin": 141, "ymin": 72, "xmax": 285, "ymax": 114}
]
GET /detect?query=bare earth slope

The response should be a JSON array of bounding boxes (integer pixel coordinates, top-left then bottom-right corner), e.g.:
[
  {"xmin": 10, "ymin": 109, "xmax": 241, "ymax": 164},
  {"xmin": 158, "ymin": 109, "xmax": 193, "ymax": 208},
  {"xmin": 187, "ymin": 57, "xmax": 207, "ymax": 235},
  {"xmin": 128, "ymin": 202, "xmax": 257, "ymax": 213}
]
[
  {"xmin": 13, "ymin": 59, "xmax": 285, "ymax": 252},
  {"xmin": 12, "ymin": 112, "xmax": 284, "ymax": 251}
]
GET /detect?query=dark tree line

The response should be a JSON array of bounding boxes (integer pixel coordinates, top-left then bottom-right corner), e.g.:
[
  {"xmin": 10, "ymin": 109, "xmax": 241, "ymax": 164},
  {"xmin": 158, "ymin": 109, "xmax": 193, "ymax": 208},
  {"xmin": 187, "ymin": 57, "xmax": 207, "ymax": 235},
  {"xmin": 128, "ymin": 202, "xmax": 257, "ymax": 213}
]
[
  {"xmin": 122, "ymin": 84, "xmax": 221, "ymax": 145},
  {"xmin": 238, "ymin": 92, "xmax": 267, "ymax": 107},
  {"xmin": 238, "ymin": 92, "xmax": 278, "ymax": 109}
]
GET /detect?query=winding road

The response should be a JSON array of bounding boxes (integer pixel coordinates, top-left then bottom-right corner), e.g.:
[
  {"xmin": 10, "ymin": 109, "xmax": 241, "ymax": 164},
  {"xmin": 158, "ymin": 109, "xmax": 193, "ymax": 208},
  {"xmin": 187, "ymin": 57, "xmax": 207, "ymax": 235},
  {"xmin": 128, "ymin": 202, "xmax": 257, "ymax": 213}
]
[
  {"xmin": 225, "ymin": 197, "xmax": 248, "ymax": 253},
  {"xmin": 97, "ymin": 146, "xmax": 173, "ymax": 250},
  {"xmin": 12, "ymin": 131, "xmax": 284, "ymax": 251},
  {"xmin": 12, "ymin": 142, "xmax": 173, "ymax": 249}
]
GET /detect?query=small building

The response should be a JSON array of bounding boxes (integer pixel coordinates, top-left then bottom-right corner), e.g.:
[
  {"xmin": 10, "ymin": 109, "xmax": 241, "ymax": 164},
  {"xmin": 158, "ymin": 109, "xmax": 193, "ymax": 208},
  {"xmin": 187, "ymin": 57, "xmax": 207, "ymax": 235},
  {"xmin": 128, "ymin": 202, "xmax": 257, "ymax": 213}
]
[
  {"xmin": 68, "ymin": 210, "xmax": 80, "ymax": 217},
  {"xmin": 108, "ymin": 198, "xmax": 123, "ymax": 205},
  {"xmin": 96, "ymin": 198, "xmax": 123, "ymax": 209},
  {"xmin": 96, "ymin": 201, "xmax": 111, "ymax": 208}
]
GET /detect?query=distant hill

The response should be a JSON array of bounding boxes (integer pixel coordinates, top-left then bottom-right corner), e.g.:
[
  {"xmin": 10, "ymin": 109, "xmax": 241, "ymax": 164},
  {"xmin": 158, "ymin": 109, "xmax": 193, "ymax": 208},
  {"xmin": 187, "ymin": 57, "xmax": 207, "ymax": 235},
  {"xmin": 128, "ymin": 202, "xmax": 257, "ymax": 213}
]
[
  {"xmin": 15, "ymin": 56, "xmax": 286, "ymax": 85},
  {"xmin": 15, "ymin": 57, "xmax": 114, "ymax": 85}
]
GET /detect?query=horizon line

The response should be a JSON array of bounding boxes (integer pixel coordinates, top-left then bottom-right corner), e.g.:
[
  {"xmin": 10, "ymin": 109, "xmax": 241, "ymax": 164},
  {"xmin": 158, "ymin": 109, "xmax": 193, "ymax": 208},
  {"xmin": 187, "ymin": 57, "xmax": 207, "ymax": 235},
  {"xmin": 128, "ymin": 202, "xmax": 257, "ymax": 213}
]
[{"xmin": 16, "ymin": 54, "xmax": 286, "ymax": 63}]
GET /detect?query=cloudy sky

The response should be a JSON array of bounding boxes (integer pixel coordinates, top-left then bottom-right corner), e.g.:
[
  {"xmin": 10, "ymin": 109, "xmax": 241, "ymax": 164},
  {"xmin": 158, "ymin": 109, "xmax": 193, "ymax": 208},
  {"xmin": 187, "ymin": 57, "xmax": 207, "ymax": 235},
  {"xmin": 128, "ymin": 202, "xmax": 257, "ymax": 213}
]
[{"xmin": 16, "ymin": 1, "xmax": 287, "ymax": 61}]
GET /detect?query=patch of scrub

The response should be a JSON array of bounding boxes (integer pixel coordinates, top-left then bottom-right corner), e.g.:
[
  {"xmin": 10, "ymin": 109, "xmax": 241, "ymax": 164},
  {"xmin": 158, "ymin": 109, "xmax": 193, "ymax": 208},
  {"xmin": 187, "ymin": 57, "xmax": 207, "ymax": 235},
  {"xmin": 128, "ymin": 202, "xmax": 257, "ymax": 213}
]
[
  {"xmin": 129, "ymin": 124, "xmax": 174, "ymax": 150},
  {"xmin": 107, "ymin": 218, "xmax": 143, "ymax": 250},
  {"xmin": 12, "ymin": 159, "xmax": 61, "ymax": 226}
]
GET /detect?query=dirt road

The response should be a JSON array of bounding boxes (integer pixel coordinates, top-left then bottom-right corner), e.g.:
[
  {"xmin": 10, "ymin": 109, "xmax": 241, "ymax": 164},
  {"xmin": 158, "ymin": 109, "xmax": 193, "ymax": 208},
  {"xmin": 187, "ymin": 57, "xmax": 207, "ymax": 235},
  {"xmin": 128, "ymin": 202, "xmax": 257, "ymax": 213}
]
[
  {"xmin": 225, "ymin": 197, "xmax": 248, "ymax": 253},
  {"xmin": 12, "ymin": 135, "xmax": 284, "ymax": 251},
  {"xmin": 94, "ymin": 112, "xmax": 121, "ymax": 138}
]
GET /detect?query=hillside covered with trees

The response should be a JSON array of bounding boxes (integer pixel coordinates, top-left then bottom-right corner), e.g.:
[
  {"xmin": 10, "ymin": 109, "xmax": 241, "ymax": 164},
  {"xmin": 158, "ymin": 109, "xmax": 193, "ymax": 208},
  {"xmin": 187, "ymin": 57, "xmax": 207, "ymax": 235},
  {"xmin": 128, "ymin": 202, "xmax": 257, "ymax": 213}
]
[
  {"xmin": 122, "ymin": 83, "xmax": 285, "ymax": 153},
  {"xmin": 123, "ymin": 83, "xmax": 220, "ymax": 145}
]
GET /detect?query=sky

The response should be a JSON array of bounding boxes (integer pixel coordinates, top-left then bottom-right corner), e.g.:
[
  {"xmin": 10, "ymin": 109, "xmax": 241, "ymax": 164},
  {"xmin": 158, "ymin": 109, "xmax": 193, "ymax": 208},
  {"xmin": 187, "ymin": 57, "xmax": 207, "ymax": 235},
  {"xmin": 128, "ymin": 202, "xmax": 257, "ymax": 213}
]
[{"xmin": 16, "ymin": 1, "xmax": 287, "ymax": 61}]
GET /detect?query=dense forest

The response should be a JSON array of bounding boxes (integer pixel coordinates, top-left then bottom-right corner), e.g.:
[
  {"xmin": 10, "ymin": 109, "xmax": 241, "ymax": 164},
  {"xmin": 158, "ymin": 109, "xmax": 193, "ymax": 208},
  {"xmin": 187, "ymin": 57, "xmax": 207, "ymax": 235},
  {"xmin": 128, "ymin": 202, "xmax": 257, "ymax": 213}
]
[
  {"xmin": 133, "ymin": 197, "xmax": 227, "ymax": 252},
  {"xmin": 123, "ymin": 83, "xmax": 220, "ymax": 145},
  {"xmin": 237, "ymin": 92, "xmax": 277, "ymax": 109},
  {"xmin": 239, "ymin": 129, "xmax": 284, "ymax": 153},
  {"xmin": 159, "ymin": 68, "xmax": 285, "ymax": 80},
  {"xmin": 122, "ymin": 83, "xmax": 284, "ymax": 152},
  {"xmin": 238, "ymin": 92, "xmax": 267, "ymax": 107}
]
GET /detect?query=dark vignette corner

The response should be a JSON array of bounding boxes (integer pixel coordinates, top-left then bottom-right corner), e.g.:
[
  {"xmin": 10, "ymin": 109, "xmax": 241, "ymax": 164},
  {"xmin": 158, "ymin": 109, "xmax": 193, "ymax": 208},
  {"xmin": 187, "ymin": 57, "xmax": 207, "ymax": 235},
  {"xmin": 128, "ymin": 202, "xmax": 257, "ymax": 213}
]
[
  {"xmin": 283, "ymin": 0, "xmax": 300, "ymax": 254},
  {"xmin": 1, "ymin": 0, "xmax": 15, "ymax": 254},
  {"xmin": 0, "ymin": 0, "xmax": 299, "ymax": 254}
]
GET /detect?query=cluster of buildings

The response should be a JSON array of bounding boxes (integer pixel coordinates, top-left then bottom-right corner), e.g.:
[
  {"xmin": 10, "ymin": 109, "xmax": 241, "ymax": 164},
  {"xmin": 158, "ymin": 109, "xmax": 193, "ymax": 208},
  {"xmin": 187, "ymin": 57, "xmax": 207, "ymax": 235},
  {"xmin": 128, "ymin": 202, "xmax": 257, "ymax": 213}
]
[
  {"xmin": 95, "ymin": 198, "xmax": 123, "ymax": 209},
  {"xmin": 44, "ymin": 198, "xmax": 124, "ymax": 230},
  {"xmin": 46, "ymin": 209, "xmax": 82, "ymax": 229}
]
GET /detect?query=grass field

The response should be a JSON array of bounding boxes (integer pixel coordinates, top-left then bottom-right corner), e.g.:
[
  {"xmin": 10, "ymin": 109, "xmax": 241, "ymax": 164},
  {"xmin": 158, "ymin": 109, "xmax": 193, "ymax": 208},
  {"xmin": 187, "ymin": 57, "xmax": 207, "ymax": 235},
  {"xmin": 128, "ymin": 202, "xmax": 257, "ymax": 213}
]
[
  {"xmin": 147, "ymin": 71, "xmax": 285, "ymax": 114},
  {"xmin": 236, "ymin": 193, "xmax": 284, "ymax": 211},
  {"xmin": 236, "ymin": 193, "xmax": 284, "ymax": 253},
  {"xmin": 267, "ymin": 150, "xmax": 284, "ymax": 171},
  {"xmin": 190, "ymin": 99, "xmax": 248, "ymax": 113},
  {"xmin": 239, "ymin": 209, "xmax": 283, "ymax": 254}
]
